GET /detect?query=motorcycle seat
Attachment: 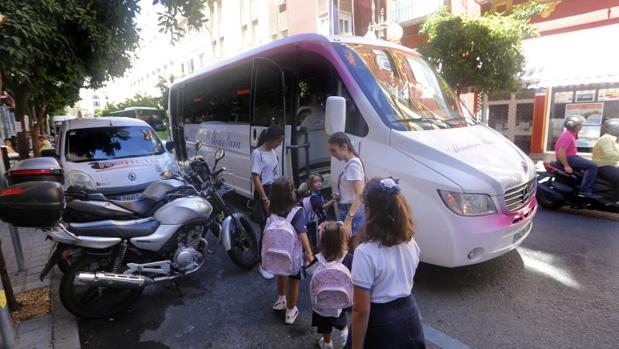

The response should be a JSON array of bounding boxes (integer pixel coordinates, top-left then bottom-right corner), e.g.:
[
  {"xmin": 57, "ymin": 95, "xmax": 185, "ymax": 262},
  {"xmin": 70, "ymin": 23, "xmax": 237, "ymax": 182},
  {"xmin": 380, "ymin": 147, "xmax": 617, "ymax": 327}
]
[
  {"xmin": 110, "ymin": 197, "xmax": 159, "ymax": 217},
  {"xmin": 69, "ymin": 217, "xmax": 160, "ymax": 239}
]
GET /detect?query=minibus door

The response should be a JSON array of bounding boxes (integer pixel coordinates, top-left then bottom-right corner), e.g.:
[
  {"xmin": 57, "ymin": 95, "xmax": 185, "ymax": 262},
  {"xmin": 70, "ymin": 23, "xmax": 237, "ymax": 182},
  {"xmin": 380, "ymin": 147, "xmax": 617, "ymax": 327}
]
[{"xmin": 250, "ymin": 57, "xmax": 288, "ymax": 192}]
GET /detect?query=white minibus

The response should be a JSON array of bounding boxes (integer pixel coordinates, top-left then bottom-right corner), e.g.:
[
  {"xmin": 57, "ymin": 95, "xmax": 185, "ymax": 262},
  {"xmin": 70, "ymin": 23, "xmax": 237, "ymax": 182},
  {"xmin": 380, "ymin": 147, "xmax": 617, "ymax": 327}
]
[{"xmin": 168, "ymin": 34, "xmax": 537, "ymax": 267}]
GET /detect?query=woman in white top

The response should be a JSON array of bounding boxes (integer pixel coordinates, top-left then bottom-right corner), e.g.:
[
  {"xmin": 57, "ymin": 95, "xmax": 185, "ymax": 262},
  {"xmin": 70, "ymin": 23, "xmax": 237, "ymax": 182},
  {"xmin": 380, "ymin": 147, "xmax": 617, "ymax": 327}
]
[
  {"xmin": 251, "ymin": 125, "xmax": 284, "ymax": 279},
  {"xmin": 328, "ymin": 132, "xmax": 365, "ymax": 250},
  {"xmin": 345, "ymin": 177, "xmax": 425, "ymax": 349}
]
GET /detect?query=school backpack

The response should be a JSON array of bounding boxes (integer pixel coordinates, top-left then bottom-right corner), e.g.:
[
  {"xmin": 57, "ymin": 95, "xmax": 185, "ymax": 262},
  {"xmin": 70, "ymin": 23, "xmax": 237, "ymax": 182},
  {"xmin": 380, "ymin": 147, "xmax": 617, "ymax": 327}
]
[
  {"xmin": 302, "ymin": 195, "xmax": 318, "ymax": 223},
  {"xmin": 310, "ymin": 255, "xmax": 353, "ymax": 311},
  {"xmin": 261, "ymin": 207, "xmax": 303, "ymax": 276}
]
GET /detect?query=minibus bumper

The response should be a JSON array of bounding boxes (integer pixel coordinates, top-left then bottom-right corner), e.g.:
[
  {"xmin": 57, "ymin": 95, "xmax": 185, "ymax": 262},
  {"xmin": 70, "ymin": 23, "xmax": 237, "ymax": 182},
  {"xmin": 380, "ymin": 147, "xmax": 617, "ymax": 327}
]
[{"xmin": 444, "ymin": 197, "xmax": 538, "ymax": 267}]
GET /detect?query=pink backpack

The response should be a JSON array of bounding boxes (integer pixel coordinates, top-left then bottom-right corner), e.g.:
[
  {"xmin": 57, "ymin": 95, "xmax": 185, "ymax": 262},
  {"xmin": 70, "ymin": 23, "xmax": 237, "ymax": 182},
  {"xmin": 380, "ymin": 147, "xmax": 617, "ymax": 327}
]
[
  {"xmin": 261, "ymin": 207, "xmax": 303, "ymax": 276},
  {"xmin": 310, "ymin": 255, "xmax": 353, "ymax": 310}
]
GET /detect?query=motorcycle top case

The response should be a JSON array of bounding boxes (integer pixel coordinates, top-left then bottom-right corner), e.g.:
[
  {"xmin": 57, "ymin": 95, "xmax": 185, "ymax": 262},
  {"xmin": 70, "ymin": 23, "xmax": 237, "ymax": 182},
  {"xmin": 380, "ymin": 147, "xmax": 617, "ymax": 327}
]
[
  {"xmin": 0, "ymin": 181, "xmax": 65, "ymax": 227},
  {"xmin": 6, "ymin": 157, "xmax": 64, "ymax": 185}
]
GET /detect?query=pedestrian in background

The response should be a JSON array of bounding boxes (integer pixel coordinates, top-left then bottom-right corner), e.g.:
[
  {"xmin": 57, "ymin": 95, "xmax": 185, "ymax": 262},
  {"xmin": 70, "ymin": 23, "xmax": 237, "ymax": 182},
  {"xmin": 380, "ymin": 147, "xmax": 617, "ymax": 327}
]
[
  {"xmin": 250, "ymin": 125, "xmax": 284, "ymax": 280},
  {"xmin": 328, "ymin": 132, "xmax": 365, "ymax": 250},
  {"xmin": 346, "ymin": 177, "xmax": 425, "ymax": 349}
]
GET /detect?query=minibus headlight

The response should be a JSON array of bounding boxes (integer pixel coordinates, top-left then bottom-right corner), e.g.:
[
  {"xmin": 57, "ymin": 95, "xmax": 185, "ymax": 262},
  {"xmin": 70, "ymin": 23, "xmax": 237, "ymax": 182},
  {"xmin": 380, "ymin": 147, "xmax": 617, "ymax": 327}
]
[
  {"xmin": 66, "ymin": 171, "xmax": 97, "ymax": 191},
  {"xmin": 438, "ymin": 190, "xmax": 496, "ymax": 216}
]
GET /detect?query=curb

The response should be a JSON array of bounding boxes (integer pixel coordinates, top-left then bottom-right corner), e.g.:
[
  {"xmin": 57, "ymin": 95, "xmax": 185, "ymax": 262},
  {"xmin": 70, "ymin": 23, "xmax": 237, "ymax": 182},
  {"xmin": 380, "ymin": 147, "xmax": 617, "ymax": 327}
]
[{"xmin": 50, "ymin": 269, "xmax": 80, "ymax": 349}]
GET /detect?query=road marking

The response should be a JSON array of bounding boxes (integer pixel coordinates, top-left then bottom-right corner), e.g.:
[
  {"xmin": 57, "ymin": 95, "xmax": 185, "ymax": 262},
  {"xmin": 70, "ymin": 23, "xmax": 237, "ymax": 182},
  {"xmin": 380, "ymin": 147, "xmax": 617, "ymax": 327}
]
[{"xmin": 423, "ymin": 323, "xmax": 472, "ymax": 349}]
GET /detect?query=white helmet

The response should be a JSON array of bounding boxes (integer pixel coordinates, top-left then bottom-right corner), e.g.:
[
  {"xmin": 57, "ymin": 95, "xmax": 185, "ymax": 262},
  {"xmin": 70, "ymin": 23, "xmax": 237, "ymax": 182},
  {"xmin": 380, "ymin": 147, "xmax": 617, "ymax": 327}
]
[
  {"xmin": 601, "ymin": 118, "xmax": 619, "ymax": 138},
  {"xmin": 564, "ymin": 115, "xmax": 585, "ymax": 132}
]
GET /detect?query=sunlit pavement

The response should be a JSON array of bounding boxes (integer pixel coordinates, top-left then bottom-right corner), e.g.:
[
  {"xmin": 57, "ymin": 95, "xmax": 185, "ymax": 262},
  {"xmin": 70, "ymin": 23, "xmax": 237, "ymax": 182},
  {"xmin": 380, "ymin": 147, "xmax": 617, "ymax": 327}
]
[{"xmin": 78, "ymin": 207, "xmax": 618, "ymax": 349}]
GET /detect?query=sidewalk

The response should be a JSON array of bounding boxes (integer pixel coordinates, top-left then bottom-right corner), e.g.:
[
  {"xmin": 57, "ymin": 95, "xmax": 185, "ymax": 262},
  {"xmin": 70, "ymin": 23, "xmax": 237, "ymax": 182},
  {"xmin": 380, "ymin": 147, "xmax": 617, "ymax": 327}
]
[{"xmin": 0, "ymin": 223, "xmax": 80, "ymax": 348}]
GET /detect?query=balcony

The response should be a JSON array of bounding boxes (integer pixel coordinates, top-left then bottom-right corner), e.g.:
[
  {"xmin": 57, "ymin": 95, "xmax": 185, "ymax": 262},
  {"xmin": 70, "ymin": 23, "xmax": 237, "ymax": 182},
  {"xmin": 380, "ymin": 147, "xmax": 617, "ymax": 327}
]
[{"xmin": 393, "ymin": 0, "xmax": 444, "ymax": 24}]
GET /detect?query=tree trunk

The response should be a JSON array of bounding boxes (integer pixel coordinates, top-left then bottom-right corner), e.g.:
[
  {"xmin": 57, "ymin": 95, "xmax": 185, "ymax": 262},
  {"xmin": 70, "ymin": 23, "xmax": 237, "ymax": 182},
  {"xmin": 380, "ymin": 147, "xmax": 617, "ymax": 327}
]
[{"xmin": 13, "ymin": 87, "xmax": 30, "ymax": 160}]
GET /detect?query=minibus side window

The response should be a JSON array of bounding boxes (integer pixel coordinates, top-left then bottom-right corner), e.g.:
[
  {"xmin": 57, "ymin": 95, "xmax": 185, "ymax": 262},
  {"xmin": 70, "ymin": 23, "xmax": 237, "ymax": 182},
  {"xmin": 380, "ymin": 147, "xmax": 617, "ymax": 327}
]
[{"xmin": 183, "ymin": 65, "xmax": 251, "ymax": 125}]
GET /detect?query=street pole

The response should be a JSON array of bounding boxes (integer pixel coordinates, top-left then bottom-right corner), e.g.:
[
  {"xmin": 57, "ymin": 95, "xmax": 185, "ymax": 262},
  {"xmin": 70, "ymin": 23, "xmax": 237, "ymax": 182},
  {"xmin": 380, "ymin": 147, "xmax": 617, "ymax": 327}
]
[
  {"xmin": 0, "ymin": 146, "xmax": 15, "ymax": 348},
  {"xmin": 0, "ymin": 149, "xmax": 25, "ymax": 272}
]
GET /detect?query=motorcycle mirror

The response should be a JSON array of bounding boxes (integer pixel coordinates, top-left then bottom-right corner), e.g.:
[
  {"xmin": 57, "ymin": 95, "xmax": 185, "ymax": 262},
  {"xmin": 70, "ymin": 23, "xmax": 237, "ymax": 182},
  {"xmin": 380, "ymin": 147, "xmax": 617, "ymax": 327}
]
[
  {"xmin": 215, "ymin": 148, "xmax": 225, "ymax": 161},
  {"xmin": 194, "ymin": 141, "xmax": 202, "ymax": 152}
]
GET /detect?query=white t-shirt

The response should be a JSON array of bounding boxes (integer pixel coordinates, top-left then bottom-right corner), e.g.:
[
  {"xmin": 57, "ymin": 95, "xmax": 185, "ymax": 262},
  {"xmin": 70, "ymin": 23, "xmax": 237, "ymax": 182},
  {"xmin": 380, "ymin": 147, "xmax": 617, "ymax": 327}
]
[
  {"xmin": 250, "ymin": 148, "xmax": 279, "ymax": 186},
  {"xmin": 351, "ymin": 239, "xmax": 421, "ymax": 304},
  {"xmin": 337, "ymin": 157, "xmax": 364, "ymax": 204}
]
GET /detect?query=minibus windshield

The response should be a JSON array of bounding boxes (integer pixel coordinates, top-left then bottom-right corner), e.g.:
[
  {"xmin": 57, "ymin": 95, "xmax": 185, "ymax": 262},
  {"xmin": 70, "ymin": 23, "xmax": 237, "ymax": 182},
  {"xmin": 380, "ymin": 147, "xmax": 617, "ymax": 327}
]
[{"xmin": 336, "ymin": 42, "xmax": 476, "ymax": 131}]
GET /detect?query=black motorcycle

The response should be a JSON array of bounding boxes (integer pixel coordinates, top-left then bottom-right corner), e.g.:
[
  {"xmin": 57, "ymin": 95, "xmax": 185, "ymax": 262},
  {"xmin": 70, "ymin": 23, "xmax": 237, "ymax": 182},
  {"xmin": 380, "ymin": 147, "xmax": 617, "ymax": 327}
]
[{"xmin": 536, "ymin": 161, "xmax": 619, "ymax": 213}]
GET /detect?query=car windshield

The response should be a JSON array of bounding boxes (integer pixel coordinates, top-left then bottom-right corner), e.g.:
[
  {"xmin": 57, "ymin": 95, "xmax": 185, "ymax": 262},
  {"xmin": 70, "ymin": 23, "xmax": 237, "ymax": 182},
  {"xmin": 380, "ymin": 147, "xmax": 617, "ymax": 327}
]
[
  {"xmin": 335, "ymin": 42, "xmax": 476, "ymax": 131},
  {"xmin": 65, "ymin": 126, "xmax": 164, "ymax": 162}
]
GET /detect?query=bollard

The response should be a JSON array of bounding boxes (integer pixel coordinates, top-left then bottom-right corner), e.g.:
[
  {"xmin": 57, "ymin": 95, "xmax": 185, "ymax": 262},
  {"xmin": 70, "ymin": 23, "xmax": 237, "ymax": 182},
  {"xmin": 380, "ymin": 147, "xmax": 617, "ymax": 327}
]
[{"xmin": 0, "ymin": 280, "xmax": 14, "ymax": 349}]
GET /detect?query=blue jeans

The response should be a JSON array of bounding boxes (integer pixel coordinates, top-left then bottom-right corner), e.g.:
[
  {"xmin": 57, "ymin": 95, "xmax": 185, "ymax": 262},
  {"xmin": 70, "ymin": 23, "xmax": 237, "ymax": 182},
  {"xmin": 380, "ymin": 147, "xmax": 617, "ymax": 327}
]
[
  {"xmin": 338, "ymin": 203, "xmax": 365, "ymax": 236},
  {"xmin": 566, "ymin": 156, "xmax": 598, "ymax": 194}
]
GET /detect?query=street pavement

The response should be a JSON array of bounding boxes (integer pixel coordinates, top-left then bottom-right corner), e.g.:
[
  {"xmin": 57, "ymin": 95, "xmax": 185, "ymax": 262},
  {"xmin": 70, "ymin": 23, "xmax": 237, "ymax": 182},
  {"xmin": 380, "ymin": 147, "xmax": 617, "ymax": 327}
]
[{"xmin": 78, "ymin": 207, "xmax": 619, "ymax": 349}]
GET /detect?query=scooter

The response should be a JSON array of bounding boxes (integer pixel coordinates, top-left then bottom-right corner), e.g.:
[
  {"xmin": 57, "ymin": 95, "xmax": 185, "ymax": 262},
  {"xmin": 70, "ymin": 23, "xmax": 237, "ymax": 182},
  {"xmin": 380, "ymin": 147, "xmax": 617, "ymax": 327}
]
[{"xmin": 536, "ymin": 161, "xmax": 619, "ymax": 213}]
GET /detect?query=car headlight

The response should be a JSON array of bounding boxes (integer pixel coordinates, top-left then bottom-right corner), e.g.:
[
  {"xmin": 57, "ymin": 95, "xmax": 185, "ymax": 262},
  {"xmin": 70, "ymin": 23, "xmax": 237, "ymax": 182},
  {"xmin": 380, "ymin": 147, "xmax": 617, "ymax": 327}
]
[
  {"xmin": 66, "ymin": 171, "xmax": 97, "ymax": 191},
  {"xmin": 438, "ymin": 190, "xmax": 496, "ymax": 216}
]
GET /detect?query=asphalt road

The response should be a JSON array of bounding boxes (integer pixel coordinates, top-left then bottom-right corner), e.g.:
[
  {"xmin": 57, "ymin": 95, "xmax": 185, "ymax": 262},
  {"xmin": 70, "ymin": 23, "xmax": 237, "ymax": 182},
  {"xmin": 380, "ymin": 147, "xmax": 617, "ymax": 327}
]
[{"xmin": 78, "ymin": 207, "xmax": 619, "ymax": 349}]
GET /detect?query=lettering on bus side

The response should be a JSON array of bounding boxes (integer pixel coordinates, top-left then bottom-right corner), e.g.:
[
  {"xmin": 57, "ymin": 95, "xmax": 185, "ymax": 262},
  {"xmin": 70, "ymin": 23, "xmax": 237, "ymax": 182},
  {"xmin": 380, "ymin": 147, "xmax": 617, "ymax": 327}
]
[{"xmin": 204, "ymin": 132, "xmax": 242, "ymax": 150}]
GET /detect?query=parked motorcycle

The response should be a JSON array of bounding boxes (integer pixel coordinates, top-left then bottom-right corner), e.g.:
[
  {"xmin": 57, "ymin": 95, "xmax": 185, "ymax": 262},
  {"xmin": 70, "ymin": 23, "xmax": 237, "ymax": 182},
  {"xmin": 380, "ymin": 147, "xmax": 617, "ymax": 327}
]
[
  {"xmin": 1, "ymin": 148, "xmax": 259, "ymax": 319},
  {"xmin": 536, "ymin": 161, "xmax": 619, "ymax": 213}
]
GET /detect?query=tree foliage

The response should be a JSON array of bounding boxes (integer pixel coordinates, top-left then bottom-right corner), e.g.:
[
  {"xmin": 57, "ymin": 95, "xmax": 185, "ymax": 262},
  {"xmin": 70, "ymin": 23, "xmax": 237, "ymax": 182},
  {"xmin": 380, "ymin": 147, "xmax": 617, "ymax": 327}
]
[
  {"xmin": 154, "ymin": 0, "xmax": 208, "ymax": 43},
  {"xmin": 156, "ymin": 75, "xmax": 175, "ymax": 112},
  {"xmin": 419, "ymin": 1, "xmax": 549, "ymax": 94},
  {"xmin": 96, "ymin": 94, "xmax": 162, "ymax": 116}
]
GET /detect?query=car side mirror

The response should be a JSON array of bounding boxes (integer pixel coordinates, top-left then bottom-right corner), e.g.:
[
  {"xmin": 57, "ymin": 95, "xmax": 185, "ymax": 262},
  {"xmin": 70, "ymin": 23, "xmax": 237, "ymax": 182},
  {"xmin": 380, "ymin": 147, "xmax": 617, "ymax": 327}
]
[
  {"xmin": 165, "ymin": 140, "xmax": 174, "ymax": 153},
  {"xmin": 325, "ymin": 96, "xmax": 346, "ymax": 135}
]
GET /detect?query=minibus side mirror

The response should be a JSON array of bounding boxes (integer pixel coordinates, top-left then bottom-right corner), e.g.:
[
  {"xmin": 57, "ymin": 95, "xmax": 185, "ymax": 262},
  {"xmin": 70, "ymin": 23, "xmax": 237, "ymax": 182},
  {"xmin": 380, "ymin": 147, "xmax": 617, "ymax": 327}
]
[{"xmin": 325, "ymin": 96, "xmax": 346, "ymax": 135}]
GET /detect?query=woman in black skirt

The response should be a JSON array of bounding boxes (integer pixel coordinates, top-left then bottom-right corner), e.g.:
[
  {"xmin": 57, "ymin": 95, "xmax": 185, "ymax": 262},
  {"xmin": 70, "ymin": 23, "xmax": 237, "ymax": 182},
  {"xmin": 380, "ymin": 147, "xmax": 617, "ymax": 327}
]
[{"xmin": 346, "ymin": 177, "xmax": 425, "ymax": 349}]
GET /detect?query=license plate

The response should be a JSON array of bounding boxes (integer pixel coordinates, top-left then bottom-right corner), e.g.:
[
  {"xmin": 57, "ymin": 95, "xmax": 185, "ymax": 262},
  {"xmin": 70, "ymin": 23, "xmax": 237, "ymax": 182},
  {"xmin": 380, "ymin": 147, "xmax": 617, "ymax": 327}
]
[
  {"xmin": 513, "ymin": 222, "xmax": 532, "ymax": 243},
  {"xmin": 116, "ymin": 194, "xmax": 141, "ymax": 201}
]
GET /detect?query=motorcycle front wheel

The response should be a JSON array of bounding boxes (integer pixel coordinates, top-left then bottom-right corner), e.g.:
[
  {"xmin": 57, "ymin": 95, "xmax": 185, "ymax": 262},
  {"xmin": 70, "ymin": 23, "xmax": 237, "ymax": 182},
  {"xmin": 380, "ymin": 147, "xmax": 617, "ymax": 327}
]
[
  {"xmin": 227, "ymin": 216, "xmax": 259, "ymax": 269},
  {"xmin": 59, "ymin": 256, "xmax": 143, "ymax": 319}
]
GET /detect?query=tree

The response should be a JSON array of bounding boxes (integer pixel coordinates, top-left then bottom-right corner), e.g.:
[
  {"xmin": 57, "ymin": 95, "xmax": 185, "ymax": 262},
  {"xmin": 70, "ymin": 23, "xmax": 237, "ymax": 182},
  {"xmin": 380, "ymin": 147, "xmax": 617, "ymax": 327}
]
[
  {"xmin": 0, "ymin": 1, "xmax": 205, "ymax": 157},
  {"xmin": 419, "ymin": 1, "xmax": 549, "ymax": 94},
  {"xmin": 96, "ymin": 94, "xmax": 162, "ymax": 116},
  {"xmin": 156, "ymin": 75, "xmax": 175, "ymax": 112}
]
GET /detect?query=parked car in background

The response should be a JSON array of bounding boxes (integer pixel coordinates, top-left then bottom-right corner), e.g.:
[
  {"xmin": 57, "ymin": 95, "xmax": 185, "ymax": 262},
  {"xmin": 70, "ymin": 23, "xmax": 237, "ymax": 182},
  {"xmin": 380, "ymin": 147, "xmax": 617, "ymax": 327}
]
[{"xmin": 56, "ymin": 117, "xmax": 177, "ymax": 200}]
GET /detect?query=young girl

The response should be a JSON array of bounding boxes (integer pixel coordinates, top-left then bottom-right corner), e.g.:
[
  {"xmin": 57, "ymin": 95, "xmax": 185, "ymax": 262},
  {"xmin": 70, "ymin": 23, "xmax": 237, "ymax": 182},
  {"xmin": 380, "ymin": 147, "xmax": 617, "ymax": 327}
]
[
  {"xmin": 311, "ymin": 221, "xmax": 353, "ymax": 349},
  {"xmin": 346, "ymin": 177, "xmax": 425, "ymax": 349},
  {"xmin": 251, "ymin": 125, "xmax": 284, "ymax": 279},
  {"xmin": 268, "ymin": 177, "xmax": 313, "ymax": 324},
  {"xmin": 302, "ymin": 174, "xmax": 336, "ymax": 248},
  {"xmin": 328, "ymin": 132, "xmax": 365, "ymax": 250}
]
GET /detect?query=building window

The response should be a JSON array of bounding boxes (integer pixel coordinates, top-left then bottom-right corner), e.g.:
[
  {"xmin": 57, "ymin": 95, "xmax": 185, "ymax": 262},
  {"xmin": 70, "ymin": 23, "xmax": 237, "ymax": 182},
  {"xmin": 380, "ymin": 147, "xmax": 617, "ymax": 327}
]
[
  {"xmin": 339, "ymin": 12, "xmax": 352, "ymax": 35},
  {"xmin": 317, "ymin": 13, "xmax": 329, "ymax": 36},
  {"xmin": 242, "ymin": 25, "xmax": 249, "ymax": 49},
  {"xmin": 199, "ymin": 53, "xmax": 205, "ymax": 67},
  {"xmin": 181, "ymin": 63, "xmax": 185, "ymax": 75},
  {"xmin": 189, "ymin": 59, "xmax": 195, "ymax": 73},
  {"xmin": 93, "ymin": 101, "xmax": 100, "ymax": 107}
]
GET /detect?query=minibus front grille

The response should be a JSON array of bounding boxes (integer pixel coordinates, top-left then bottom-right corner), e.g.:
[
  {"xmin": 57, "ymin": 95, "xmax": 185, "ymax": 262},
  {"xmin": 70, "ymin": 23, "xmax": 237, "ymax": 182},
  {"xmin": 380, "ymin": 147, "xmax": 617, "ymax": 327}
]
[{"xmin": 504, "ymin": 180, "xmax": 536, "ymax": 212}]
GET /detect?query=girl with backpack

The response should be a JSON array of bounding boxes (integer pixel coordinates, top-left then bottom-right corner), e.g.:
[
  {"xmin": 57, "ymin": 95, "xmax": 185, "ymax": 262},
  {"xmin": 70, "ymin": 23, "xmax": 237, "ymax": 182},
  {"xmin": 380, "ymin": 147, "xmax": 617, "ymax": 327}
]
[
  {"xmin": 302, "ymin": 174, "xmax": 336, "ymax": 248},
  {"xmin": 262, "ymin": 177, "xmax": 313, "ymax": 324},
  {"xmin": 309, "ymin": 221, "xmax": 353, "ymax": 349},
  {"xmin": 328, "ymin": 132, "xmax": 365, "ymax": 250},
  {"xmin": 250, "ymin": 125, "xmax": 284, "ymax": 280},
  {"xmin": 346, "ymin": 177, "xmax": 425, "ymax": 349}
]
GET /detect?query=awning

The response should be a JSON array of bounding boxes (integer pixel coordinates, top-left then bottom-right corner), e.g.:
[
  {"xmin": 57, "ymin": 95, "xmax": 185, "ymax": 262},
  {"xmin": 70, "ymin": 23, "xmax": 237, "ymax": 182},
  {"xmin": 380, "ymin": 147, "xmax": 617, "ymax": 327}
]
[{"xmin": 521, "ymin": 23, "xmax": 619, "ymax": 88}]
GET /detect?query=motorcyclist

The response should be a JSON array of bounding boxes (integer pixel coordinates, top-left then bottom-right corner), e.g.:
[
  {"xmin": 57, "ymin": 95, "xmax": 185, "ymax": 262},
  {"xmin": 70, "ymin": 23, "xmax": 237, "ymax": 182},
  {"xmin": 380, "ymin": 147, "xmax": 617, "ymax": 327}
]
[
  {"xmin": 554, "ymin": 115, "xmax": 600, "ymax": 198},
  {"xmin": 592, "ymin": 118, "xmax": 619, "ymax": 203}
]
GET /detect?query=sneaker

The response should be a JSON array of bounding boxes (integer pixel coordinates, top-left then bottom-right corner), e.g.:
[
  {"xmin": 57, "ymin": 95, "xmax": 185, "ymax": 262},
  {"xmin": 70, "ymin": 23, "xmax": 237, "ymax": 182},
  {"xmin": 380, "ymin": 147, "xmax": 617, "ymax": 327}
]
[
  {"xmin": 339, "ymin": 327, "xmax": 349, "ymax": 345},
  {"xmin": 258, "ymin": 263, "xmax": 274, "ymax": 279},
  {"xmin": 284, "ymin": 306, "xmax": 299, "ymax": 324},
  {"xmin": 272, "ymin": 297, "xmax": 287, "ymax": 311},
  {"xmin": 318, "ymin": 337, "xmax": 334, "ymax": 349}
]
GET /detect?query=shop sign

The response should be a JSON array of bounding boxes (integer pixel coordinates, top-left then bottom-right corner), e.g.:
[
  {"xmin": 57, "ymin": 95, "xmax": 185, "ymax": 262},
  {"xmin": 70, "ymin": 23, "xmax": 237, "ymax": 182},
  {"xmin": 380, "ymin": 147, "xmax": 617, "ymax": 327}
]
[
  {"xmin": 575, "ymin": 90, "xmax": 596, "ymax": 102},
  {"xmin": 554, "ymin": 91, "xmax": 573, "ymax": 103},
  {"xmin": 598, "ymin": 88, "xmax": 619, "ymax": 101}
]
